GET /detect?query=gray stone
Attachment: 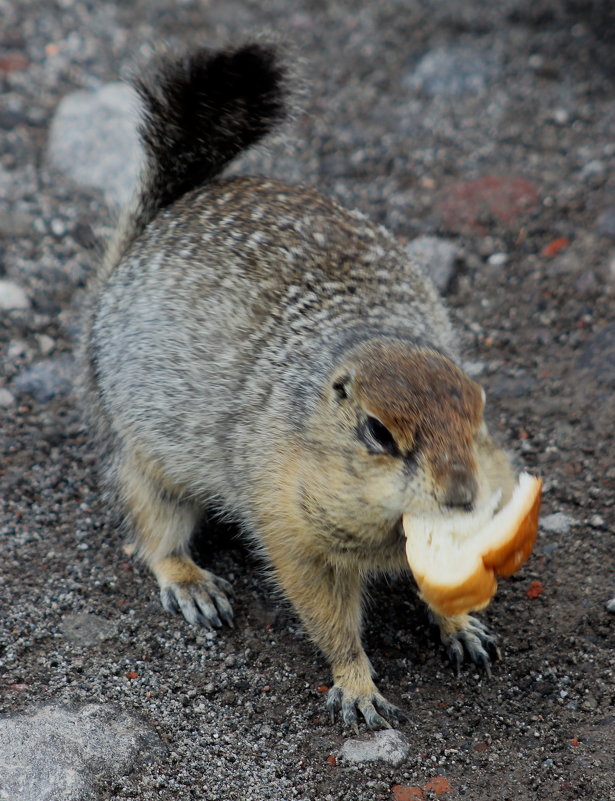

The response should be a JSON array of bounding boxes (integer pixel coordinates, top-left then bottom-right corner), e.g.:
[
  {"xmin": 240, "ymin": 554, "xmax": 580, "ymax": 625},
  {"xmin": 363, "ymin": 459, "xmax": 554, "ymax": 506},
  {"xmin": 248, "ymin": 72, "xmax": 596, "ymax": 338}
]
[
  {"xmin": 0, "ymin": 279, "xmax": 30, "ymax": 310},
  {"xmin": 0, "ymin": 703, "xmax": 166, "ymax": 801},
  {"xmin": 0, "ymin": 388, "xmax": 15, "ymax": 407},
  {"xmin": 60, "ymin": 613, "xmax": 118, "ymax": 647},
  {"xmin": 47, "ymin": 83, "xmax": 143, "ymax": 209},
  {"xmin": 606, "ymin": 598, "xmax": 615, "ymax": 614},
  {"xmin": 406, "ymin": 235, "xmax": 460, "ymax": 293},
  {"xmin": 463, "ymin": 360, "xmax": 487, "ymax": 377},
  {"xmin": 541, "ymin": 512, "xmax": 575, "ymax": 535},
  {"xmin": 596, "ymin": 207, "xmax": 615, "ymax": 238},
  {"xmin": 580, "ymin": 159, "xmax": 606, "ymax": 181},
  {"xmin": 576, "ymin": 323, "xmax": 615, "ymax": 388},
  {"xmin": 0, "ymin": 210, "xmax": 34, "ymax": 238},
  {"xmin": 406, "ymin": 45, "xmax": 501, "ymax": 97},
  {"xmin": 10, "ymin": 355, "xmax": 75, "ymax": 402},
  {"xmin": 338, "ymin": 729, "xmax": 410, "ymax": 766}
]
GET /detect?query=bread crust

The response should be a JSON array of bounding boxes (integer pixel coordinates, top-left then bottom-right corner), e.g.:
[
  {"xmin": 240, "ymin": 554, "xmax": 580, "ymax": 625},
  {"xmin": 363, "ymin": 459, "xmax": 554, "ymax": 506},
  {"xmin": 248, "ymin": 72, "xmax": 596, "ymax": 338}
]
[{"xmin": 404, "ymin": 474, "xmax": 542, "ymax": 616}]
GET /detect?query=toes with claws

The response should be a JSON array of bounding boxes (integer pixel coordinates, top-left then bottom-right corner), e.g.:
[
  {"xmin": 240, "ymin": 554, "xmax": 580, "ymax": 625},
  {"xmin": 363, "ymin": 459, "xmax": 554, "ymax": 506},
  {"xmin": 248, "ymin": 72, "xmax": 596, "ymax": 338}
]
[
  {"xmin": 326, "ymin": 684, "xmax": 408, "ymax": 731},
  {"xmin": 155, "ymin": 556, "xmax": 234, "ymax": 629},
  {"xmin": 431, "ymin": 611, "xmax": 500, "ymax": 676}
]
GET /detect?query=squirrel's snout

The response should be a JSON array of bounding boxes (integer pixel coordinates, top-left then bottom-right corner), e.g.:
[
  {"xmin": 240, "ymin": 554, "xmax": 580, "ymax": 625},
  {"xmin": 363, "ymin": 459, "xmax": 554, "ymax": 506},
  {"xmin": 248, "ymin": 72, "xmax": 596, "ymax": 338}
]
[{"xmin": 440, "ymin": 464, "xmax": 478, "ymax": 510}]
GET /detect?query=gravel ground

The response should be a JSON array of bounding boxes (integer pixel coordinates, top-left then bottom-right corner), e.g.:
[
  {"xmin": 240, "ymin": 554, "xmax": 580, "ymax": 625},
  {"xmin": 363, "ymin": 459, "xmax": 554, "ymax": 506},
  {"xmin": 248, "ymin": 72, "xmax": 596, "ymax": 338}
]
[{"xmin": 1, "ymin": 1, "xmax": 614, "ymax": 800}]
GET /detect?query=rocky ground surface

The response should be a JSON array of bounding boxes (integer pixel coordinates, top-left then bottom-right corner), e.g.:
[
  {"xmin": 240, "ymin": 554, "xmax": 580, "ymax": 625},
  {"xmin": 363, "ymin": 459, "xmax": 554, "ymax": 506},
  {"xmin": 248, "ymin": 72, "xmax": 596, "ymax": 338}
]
[{"xmin": 1, "ymin": 1, "xmax": 614, "ymax": 800}]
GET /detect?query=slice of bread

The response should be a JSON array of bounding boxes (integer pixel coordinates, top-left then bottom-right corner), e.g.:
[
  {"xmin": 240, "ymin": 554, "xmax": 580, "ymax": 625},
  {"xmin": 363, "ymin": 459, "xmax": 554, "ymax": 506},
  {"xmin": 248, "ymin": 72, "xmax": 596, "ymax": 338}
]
[{"xmin": 403, "ymin": 472, "xmax": 542, "ymax": 616}]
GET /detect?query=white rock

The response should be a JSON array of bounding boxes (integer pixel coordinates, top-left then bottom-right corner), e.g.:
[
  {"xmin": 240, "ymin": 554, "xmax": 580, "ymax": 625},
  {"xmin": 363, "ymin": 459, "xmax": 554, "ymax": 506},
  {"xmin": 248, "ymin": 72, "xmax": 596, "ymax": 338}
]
[
  {"xmin": 0, "ymin": 387, "xmax": 15, "ymax": 406},
  {"xmin": 488, "ymin": 252, "xmax": 509, "ymax": 267},
  {"xmin": 37, "ymin": 334, "xmax": 56, "ymax": 355},
  {"xmin": 552, "ymin": 107, "xmax": 570, "ymax": 125},
  {"xmin": 540, "ymin": 512, "xmax": 575, "ymax": 535},
  {"xmin": 47, "ymin": 82, "xmax": 143, "ymax": 209},
  {"xmin": 606, "ymin": 598, "xmax": 615, "ymax": 614},
  {"xmin": 338, "ymin": 729, "xmax": 410, "ymax": 766},
  {"xmin": 0, "ymin": 703, "xmax": 166, "ymax": 801},
  {"xmin": 0, "ymin": 279, "xmax": 30, "ymax": 310}
]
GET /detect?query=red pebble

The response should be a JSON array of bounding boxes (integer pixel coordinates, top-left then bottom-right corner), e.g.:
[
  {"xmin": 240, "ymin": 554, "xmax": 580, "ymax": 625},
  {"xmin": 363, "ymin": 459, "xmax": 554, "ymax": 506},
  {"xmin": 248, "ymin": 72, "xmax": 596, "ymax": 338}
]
[{"xmin": 526, "ymin": 580, "xmax": 544, "ymax": 599}]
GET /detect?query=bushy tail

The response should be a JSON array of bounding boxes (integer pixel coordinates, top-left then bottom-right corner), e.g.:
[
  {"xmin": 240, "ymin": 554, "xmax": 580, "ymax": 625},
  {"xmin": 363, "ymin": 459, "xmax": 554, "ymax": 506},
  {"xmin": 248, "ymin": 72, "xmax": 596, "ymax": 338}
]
[{"xmin": 101, "ymin": 43, "xmax": 287, "ymax": 276}]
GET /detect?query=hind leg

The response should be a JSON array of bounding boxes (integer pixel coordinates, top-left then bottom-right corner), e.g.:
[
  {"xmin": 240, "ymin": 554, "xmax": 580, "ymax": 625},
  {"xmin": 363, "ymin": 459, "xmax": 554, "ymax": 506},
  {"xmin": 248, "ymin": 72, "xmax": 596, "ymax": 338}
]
[{"xmin": 118, "ymin": 450, "xmax": 234, "ymax": 628}]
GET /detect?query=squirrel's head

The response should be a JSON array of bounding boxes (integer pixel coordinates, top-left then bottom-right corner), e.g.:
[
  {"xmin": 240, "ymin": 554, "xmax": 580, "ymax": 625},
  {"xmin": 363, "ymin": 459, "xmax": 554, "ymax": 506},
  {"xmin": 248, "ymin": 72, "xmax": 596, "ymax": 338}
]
[{"xmin": 307, "ymin": 339, "xmax": 511, "ymax": 541}]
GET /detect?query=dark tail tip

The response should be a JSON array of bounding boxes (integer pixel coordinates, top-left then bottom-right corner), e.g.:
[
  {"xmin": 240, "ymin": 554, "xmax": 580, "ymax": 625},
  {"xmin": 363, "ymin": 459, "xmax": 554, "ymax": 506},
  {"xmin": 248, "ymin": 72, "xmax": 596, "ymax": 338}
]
[{"xmin": 134, "ymin": 42, "xmax": 288, "ymax": 212}]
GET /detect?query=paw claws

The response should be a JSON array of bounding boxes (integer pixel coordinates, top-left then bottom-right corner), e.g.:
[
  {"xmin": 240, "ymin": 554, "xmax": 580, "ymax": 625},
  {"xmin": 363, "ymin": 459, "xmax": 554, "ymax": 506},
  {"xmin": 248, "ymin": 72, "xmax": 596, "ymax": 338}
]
[
  {"xmin": 160, "ymin": 570, "xmax": 234, "ymax": 630},
  {"xmin": 160, "ymin": 588, "xmax": 180, "ymax": 614},
  {"xmin": 326, "ymin": 685, "xmax": 406, "ymax": 730},
  {"xmin": 447, "ymin": 640, "xmax": 464, "ymax": 677},
  {"xmin": 440, "ymin": 615, "xmax": 499, "ymax": 675}
]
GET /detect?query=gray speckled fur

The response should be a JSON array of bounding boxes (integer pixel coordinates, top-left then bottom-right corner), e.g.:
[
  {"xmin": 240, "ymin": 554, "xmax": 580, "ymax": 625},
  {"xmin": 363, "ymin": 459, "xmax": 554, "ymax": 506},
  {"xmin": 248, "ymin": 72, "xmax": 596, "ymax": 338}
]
[{"xmin": 88, "ymin": 175, "xmax": 455, "ymax": 522}]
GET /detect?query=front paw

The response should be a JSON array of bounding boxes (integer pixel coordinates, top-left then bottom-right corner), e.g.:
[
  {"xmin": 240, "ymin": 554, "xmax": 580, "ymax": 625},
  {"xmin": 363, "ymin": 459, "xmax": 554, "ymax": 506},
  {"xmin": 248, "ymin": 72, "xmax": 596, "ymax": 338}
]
[
  {"xmin": 432, "ymin": 612, "xmax": 500, "ymax": 676},
  {"xmin": 326, "ymin": 682, "xmax": 408, "ymax": 731},
  {"xmin": 154, "ymin": 556, "xmax": 234, "ymax": 629}
]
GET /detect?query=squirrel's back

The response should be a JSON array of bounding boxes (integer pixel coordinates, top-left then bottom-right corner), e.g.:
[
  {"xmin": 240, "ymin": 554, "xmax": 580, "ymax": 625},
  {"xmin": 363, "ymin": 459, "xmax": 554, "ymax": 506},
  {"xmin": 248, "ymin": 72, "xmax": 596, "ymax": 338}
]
[{"xmin": 85, "ymin": 42, "xmax": 455, "ymax": 510}]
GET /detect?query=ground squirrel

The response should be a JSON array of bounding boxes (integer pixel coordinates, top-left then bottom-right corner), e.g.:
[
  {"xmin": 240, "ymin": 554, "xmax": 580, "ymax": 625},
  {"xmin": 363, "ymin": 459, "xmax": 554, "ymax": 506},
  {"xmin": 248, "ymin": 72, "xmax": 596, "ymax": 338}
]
[{"xmin": 83, "ymin": 43, "xmax": 516, "ymax": 729}]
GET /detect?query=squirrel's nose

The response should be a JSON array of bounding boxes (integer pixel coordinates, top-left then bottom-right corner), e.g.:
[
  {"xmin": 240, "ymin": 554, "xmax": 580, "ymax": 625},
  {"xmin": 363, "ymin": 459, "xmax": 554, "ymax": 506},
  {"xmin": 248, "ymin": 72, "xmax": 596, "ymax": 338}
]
[{"xmin": 442, "ymin": 465, "xmax": 478, "ymax": 510}]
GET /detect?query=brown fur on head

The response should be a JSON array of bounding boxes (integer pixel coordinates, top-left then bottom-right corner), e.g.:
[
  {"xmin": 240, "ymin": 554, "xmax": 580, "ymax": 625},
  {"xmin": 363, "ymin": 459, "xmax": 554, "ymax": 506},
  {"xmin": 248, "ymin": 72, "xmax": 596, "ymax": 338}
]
[
  {"xmin": 351, "ymin": 339, "xmax": 485, "ymax": 509},
  {"xmin": 297, "ymin": 338, "xmax": 510, "ymax": 559}
]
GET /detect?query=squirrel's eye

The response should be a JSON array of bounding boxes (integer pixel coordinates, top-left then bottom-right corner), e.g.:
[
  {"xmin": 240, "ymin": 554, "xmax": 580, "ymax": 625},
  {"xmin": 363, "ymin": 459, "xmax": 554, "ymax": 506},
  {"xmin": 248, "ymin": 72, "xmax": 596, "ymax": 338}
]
[{"xmin": 364, "ymin": 416, "xmax": 398, "ymax": 456}]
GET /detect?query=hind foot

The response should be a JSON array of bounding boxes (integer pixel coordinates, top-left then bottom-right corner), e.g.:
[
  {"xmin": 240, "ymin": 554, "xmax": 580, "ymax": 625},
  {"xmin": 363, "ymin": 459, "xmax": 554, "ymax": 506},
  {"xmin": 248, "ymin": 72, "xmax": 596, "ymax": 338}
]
[{"xmin": 154, "ymin": 555, "xmax": 234, "ymax": 628}]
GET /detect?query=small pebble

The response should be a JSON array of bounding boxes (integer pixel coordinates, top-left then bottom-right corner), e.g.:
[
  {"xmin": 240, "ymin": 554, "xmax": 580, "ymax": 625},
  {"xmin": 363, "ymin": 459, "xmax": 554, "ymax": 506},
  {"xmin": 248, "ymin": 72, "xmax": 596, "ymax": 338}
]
[
  {"xmin": 580, "ymin": 160, "xmax": 605, "ymax": 180},
  {"xmin": 606, "ymin": 598, "xmax": 615, "ymax": 614},
  {"xmin": 463, "ymin": 360, "xmax": 487, "ymax": 377},
  {"xmin": 528, "ymin": 54, "xmax": 544, "ymax": 70},
  {"xmin": 487, "ymin": 252, "xmax": 508, "ymax": 267},
  {"xmin": 0, "ymin": 279, "xmax": 30, "ymax": 310},
  {"xmin": 552, "ymin": 108, "xmax": 570, "ymax": 125},
  {"xmin": 540, "ymin": 512, "xmax": 574, "ymax": 535},
  {"xmin": 37, "ymin": 334, "xmax": 56, "ymax": 355},
  {"xmin": 50, "ymin": 218, "xmax": 67, "ymax": 236},
  {"xmin": 0, "ymin": 387, "xmax": 15, "ymax": 406}
]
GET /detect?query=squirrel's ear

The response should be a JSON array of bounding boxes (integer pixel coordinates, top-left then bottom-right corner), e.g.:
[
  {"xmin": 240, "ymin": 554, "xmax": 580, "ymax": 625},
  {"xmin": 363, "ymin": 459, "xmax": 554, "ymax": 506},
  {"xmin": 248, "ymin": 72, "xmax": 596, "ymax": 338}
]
[{"xmin": 332, "ymin": 372, "xmax": 353, "ymax": 401}]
